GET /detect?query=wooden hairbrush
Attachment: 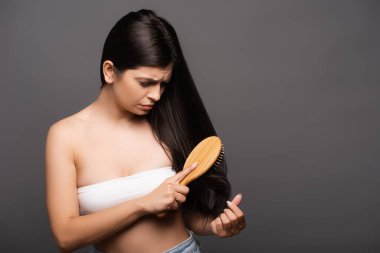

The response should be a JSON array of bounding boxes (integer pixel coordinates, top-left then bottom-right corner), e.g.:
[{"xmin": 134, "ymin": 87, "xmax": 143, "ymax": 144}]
[
  {"xmin": 156, "ymin": 136, "xmax": 224, "ymax": 217},
  {"xmin": 179, "ymin": 135, "xmax": 224, "ymax": 185}
]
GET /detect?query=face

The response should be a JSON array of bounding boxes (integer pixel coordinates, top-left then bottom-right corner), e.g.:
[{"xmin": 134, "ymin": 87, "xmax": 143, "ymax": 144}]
[{"xmin": 108, "ymin": 63, "xmax": 173, "ymax": 115}]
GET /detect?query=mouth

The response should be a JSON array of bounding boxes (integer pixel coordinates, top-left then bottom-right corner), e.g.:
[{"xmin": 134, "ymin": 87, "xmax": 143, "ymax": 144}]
[{"xmin": 140, "ymin": 104, "xmax": 154, "ymax": 110}]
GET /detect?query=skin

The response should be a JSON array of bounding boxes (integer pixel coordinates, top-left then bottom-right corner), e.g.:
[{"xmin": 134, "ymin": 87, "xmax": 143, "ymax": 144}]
[{"xmin": 45, "ymin": 60, "xmax": 246, "ymax": 253}]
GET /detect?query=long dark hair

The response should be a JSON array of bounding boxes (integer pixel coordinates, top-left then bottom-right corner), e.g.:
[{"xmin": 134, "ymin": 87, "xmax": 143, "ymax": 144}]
[{"xmin": 99, "ymin": 9, "xmax": 231, "ymax": 222}]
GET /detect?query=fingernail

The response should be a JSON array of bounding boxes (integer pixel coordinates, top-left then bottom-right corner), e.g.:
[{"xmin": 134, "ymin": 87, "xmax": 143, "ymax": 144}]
[
  {"xmin": 238, "ymin": 193, "xmax": 243, "ymax": 198},
  {"xmin": 227, "ymin": 200, "xmax": 232, "ymax": 206},
  {"xmin": 191, "ymin": 162, "xmax": 198, "ymax": 168}
]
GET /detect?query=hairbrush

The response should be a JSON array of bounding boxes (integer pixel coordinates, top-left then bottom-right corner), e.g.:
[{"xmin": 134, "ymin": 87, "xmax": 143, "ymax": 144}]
[
  {"xmin": 156, "ymin": 135, "xmax": 224, "ymax": 217},
  {"xmin": 179, "ymin": 135, "xmax": 224, "ymax": 185}
]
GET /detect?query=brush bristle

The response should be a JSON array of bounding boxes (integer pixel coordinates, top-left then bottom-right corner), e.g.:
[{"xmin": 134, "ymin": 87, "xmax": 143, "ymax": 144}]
[{"xmin": 214, "ymin": 144, "xmax": 224, "ymax": 167}]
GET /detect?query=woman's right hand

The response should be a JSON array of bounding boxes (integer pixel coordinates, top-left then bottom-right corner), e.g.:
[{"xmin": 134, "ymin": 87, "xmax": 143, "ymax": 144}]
[{"xmin": 140, "ymin": 162, "xmax": 198, "ymax": 214}]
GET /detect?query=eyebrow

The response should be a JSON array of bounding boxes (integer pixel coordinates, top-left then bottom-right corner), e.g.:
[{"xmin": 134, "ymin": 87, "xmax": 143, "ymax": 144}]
[{"xmin": 136, "ymin": 74, "xmax": 172, "ymax": 83}]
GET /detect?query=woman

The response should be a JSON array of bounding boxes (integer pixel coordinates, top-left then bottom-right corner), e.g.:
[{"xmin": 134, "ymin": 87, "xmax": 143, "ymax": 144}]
[{"xmin": 45, "ymin": 9, "xmax": 246, "ymax": 253}]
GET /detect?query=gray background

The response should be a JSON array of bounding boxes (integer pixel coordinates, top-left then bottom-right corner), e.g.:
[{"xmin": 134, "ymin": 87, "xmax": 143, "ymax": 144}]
[{"xmin": 0, "ymin": 0, "xmax": 379, "ymax": 252}]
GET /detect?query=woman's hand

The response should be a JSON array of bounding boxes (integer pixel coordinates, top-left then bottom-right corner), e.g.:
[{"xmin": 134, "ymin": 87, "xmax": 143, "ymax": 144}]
[
  {"xmin": 139, "ymin": 162, "xmax": 198, "ymax": 215},
  {"xmin": 210, "ymin": 193, "xmax": 246, "ymax": 237}
]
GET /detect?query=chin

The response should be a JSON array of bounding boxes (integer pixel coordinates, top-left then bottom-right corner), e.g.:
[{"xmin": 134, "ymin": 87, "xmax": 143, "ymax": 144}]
[{"xmin": 134, "ymin": 109, "xmax": 150, "ymax": 115}]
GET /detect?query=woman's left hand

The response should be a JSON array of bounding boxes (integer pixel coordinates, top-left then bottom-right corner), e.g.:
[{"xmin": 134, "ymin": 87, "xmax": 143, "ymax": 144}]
[{"xmin": 210, "ymin": 193, "xmax": 246, "ymax": 237}]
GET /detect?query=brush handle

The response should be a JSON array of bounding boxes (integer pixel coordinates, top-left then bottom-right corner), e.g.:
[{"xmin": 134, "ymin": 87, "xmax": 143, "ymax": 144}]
[
  {"xmin": 156, "ymin": 136, "xmax": 223, "ymax": 218},
  {"xmin": 155, "ymin": 163, "xmax": 195, "ymax": 218},
  {"xmin": 179, "ymin": 137, "xmax": 222, "ymax": 185}
]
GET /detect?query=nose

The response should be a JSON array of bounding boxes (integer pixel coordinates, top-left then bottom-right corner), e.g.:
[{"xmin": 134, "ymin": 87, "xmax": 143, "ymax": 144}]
[{"xmin": 146, "ymin": 84, "xmax": 162, "ymax": 102}]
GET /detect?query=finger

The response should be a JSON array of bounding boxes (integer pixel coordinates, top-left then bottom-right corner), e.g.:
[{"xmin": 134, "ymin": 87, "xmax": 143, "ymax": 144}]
[
  {"xmin": 174, "ymin": 192, "xmax": 186, "ymax": 204},
  {"xmin": 224, "ymin": 208, "xmax": 239, "ymax": 230},
  {"xmin": 232, "ymin": 193, "xmax": 242, "ymax": 206},
  {"xmin": 173, "ymin": 184, "xmax": 190, "ymax": 195},
  {"xmin": 227, "ymin": 200, "xmax": 245, "ymax": 229},
  {"xmin": 220, "ymin": 213, "xmax": 231, "ymax": 232},
  {"xmin": 169, "ymin": 162, "xmax": 198, "ymax": 183},
  {"xmin": 215, "ymin": 217, "xmax": 224, "ymax": 235},
  {"xmin": 211, "ymin": 220, "xmax": 217, "ymax": 234},
  {"xmin": 170, "ymin": 198, "xmax": 179, "ymax": 210}
]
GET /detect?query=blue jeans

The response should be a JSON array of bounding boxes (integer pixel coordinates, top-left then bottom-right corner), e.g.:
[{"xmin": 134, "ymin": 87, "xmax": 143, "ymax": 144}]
[
  {"xmin": 89, "ymin": 229, "xmax": 202, "ymax": 253},
  {"xmin": 164, "ymin": 229, "xmax": 202, "ymax": 253}
]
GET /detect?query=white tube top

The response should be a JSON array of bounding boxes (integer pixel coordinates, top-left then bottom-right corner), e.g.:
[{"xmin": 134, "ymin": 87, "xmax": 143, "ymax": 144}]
[{"xmin": 77, "ymin": 166, "xmax": 176, "ymax": 215}]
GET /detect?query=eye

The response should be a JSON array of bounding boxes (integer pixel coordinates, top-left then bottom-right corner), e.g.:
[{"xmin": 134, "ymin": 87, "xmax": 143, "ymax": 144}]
[
  {"xmin": 160, "ymin": 81, "xmax": 169, "ymax": 87},
  {"xmin": 139, "ymin": 81, "xmax": 150, "ymax": 87}
]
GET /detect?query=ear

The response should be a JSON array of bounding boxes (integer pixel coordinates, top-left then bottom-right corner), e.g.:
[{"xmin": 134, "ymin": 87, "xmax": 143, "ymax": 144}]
[{"xmin": 102, "ymin": 60, "xmax": 117, "ymax": 84}]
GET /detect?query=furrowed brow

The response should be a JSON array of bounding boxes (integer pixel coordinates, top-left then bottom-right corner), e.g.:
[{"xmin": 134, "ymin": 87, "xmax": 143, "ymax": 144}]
[{"xmin": 136, "ymin": 75, "xmax": 172, "ymax": 83}]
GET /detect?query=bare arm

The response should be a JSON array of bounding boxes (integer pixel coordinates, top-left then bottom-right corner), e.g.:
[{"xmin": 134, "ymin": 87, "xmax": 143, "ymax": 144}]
[
  {"xmin": 56, "ymin": 198, "xmax": 147, "ymax": 252},
  {"xmin": 186, "ymin": 194, "xmax": 247, "ymax": 238},
  {"xmin": 184, "ymin": 211, "xmax": 214, "ymax": 236},
  {"xmin": 45, "ymin": 122, "xmax": 149, "ymax": 252}
]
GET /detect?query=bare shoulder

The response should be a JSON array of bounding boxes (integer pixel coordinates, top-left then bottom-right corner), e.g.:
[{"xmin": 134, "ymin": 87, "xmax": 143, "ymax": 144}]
[
  {"xmin": 47, "ymin": 117, "xmax": 74, "ymax": 141},
  {"xmin": 45, "ymin": 112, "xmax": 90, "ymax": 182},
  {"xmin": 48, "ymin": 111, "xmax": 86, "ymax": 130},
  {"xmin": 45, "ymin": 112, "xmax": 89, "ymax": 234},
  {"xmin": 46, "ymin": 113, "xmax": 87, "ymax": 146}
]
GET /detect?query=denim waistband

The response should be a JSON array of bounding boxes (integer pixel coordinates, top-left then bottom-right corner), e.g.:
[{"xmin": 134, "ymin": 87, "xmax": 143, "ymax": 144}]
[
  {"xmin": 163, "ymin": 229, "xmax": 202, "ymax": 253},
  {"xmin": 90, "ymin": 229, "xmax": 201, "ymax": 253}
]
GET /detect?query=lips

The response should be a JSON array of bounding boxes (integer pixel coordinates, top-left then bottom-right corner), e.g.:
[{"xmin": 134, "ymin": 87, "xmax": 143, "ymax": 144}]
[{"xmin": 141, "ymin": 104, "xmax": 154, "ymax": 110}]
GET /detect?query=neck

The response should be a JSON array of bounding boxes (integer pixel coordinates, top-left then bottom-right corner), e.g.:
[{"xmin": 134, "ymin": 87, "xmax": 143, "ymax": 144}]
[{"xmin": 90, "ymin": 84, "xmax": 143, "ymax": 127}]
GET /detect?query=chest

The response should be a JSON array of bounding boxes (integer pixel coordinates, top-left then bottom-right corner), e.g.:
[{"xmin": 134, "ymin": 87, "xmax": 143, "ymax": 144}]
[{"xmin": 74, "ymin": 122, "xmax": 172, "ymax": 188}]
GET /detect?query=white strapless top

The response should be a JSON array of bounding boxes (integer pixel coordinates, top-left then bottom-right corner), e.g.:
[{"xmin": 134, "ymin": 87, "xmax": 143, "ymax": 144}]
[{"xmin": 77, "ymin": 166, "xmax": 176, "ymax": 215}]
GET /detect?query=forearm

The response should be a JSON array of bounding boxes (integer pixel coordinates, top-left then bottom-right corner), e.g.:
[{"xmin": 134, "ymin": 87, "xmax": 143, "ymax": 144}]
[
  {"xmin": 57, "ymin": 197, "xmax": 147, "ymax": 252},
  {"xmin": 185, "ymin": 211, "xmax": 214, "ymax": 236}
]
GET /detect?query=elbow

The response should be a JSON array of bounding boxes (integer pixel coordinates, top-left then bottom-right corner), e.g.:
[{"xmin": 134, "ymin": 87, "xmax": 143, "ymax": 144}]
[
  {"xmin": 185, "ymin": 224, "xmax": 196, "ymax": 234},
  {"xmin": 54, "ymin": 233, "xmax": 76, "ymax": 252},
  {"xmin": 184, "ymin": 218, "xmax": 195, "ymax": 233},
  {"xmin": 51, "ymin": 224, "xmax": 79, "ymax": 252},
  {"xmin": 185, "ymin": 214, "xmax": 214, "ymax": 236},
  {"xmin": 185, "ymin": 221, "xmax": 202, "ymax": 235}
]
